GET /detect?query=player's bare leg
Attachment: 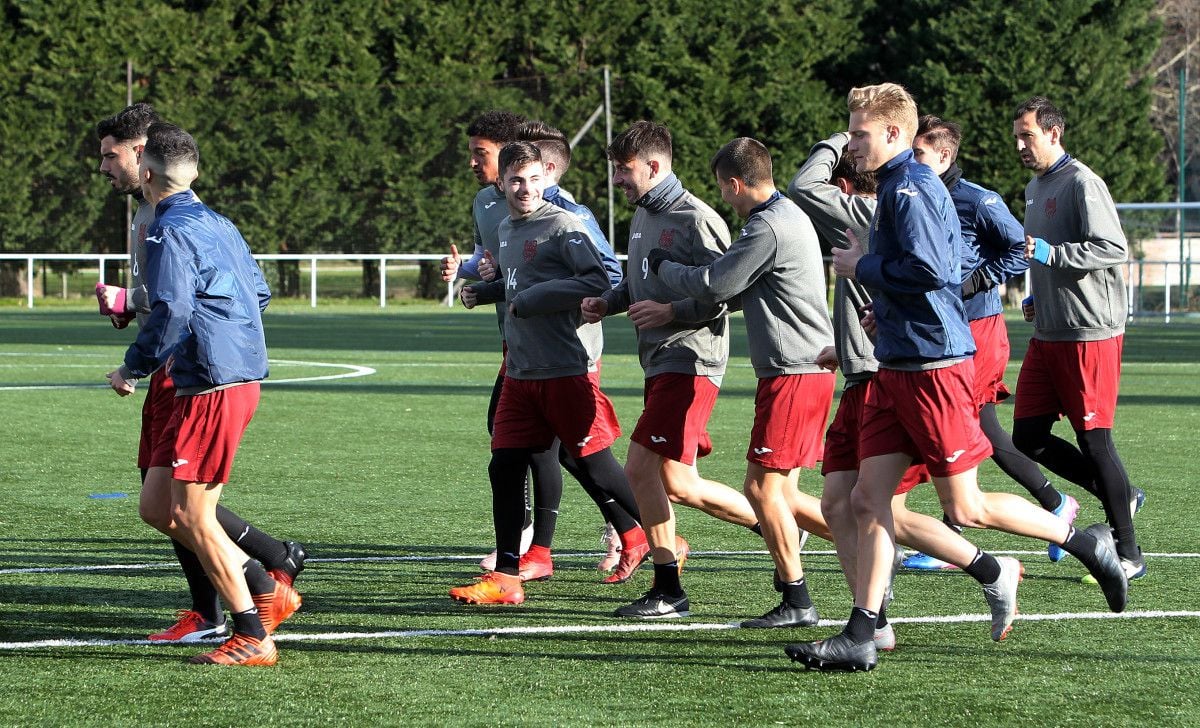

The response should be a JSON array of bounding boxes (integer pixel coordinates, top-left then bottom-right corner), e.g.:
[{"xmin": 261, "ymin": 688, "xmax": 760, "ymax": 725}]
[{"xmin": 739, "ymin": 464, "xmax": 818, "ymax": 628}]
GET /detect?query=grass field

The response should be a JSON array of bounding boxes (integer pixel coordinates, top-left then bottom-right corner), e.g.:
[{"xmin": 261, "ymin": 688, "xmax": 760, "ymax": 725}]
[{"xmin": 1, "ymin": 303, "xmax": 1198, "ymax": 727}]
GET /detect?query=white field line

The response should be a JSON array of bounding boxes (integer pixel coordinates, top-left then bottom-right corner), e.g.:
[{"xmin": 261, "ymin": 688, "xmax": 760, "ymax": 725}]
[
  {"xmin": 0, "ymin": 358, "xmax": 374, "ymax": 390},
  {"xmin": 0, "ymin": 610, "xmax": 1198, "ymax": 652},
  {"xmin": 1, "ymin": 549, "xmax": 1197, "ymax": 576}
]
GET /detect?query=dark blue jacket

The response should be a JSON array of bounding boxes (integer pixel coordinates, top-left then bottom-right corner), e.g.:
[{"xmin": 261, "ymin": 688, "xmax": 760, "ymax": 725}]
[
  {"xmin": 855, "ymin": 150, "xmax": 974, "ymax": 365},
  {"xmin": 950, "ymin": 178, "xmax": 1029, "ymax": 321},
  {"xmin": 123, "ymin": 191, "xmax": 271, "ymax": 388},
  {"xmin": 544, "ymin": 185, "xmax": 623, "ymax": 287}
]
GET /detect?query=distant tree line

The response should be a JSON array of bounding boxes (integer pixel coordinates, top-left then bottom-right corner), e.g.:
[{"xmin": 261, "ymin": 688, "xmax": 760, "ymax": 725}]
[{"xmin": 0, "ymin": 0, "xmax": 1168, "ymax": 297}]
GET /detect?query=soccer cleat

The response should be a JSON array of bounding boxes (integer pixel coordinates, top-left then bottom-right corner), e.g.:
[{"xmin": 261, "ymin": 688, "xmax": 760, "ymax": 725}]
[
  {"xmin": 798, "ymin": 529, "xmax": 810, "ymax": 553},
  {"xmin": 252, "ymin": 580, "xmax": 302, "ymax": 634},
  {"xmin": 1083, "ymin": 549, "xmax": 1147, "ymax": 584},
  {"xmin": 147, "ymin": 610, "xmax": 228, "ymax": 642},
  {"xmin": 884, "ymin": 546, "xmax": 903, "ymax": 609},
  {"xmin": 450, "ymin": 571, "xmax": 525, "ymax": 605},
  {"xmin": 902, "ymin": 552, "xmax": 957, "ymax": 570},
  {"xmin": 517, "ymin": 547, "xmax": 553, "ymax": 582},
  {"xmin": 481, "ymin": 522, "xmax": 535, "ymax": 572},
  {"xmin": 1130, "ymin": 487, "xmax": 1145, "ymax": 518},
  {"xmin": 267, "ymin": 540, "xmax": 308, "ymax": 588},
  {"xmin": 785, "ymin": 633, "xmax": 878, "ymax": 672},
  {"xmin": 741, "ymin": 602, "xmax": 819, "ymax": 629},
  {"xmin": 982, "ymin": 557, "xmax": 1024, "ymax": 641},
  {"xmin": 188, "ymin": 633, "xmax": 278, "ymax": 666},
  {"xmin": 603, "ymin": 539, "xmax": 651, "ymax": 584},
  {"xmin": 597, "ymin": 523, "xmax": 622, "ymax": 572},
  {"xmin": 1047, "ymin": 493, "xmax": 1080, "ymax": 563},
  {"xmin": 873, "ymin": 624, "xmax": 897, "ymax": 652},
  {"xmin": 1079, "ymin": 523, "xmax": 1128, "ymax": 612},
  {"xmin": 613, "ymin": 588, "xmax": 690, "ymax": 619}
]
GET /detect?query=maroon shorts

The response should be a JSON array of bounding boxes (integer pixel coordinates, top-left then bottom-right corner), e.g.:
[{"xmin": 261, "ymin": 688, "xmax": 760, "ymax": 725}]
[
  {"xmin": 491, "ymin": 373, "xmax": 621, "ymax": 458},
  {"xmin": 859, "ymin": 361, "xmax": 993, "ymax": 478},
  {"xmin": 822, "ymin": 379, "xmax": 930, "ymax": 493},
  {"xmin": 630, "ymin": 373, "xmax": 719, "ymax": 466},
  {"xmin": 1014, "ymin": 336, "xmax": 1123, "ymax": 430},
  {"xmin": 748, "ymin": 372, "xmax": 835, "ymax": 470},
  {"xmin": 138, "ymin": 368, "xmax": 176, "ymax": 469},
  {"xmin": 163, "ymin": 382, "xmax": 261, "ymax": 484},
  {"xmin": 969, "ymin": 314, "xmax": 1012, "ymax": 406}
]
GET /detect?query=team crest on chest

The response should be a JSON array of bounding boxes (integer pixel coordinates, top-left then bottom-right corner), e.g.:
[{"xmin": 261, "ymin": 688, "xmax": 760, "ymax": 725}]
[
  {"xmin": 1045, "ymin": 197, "xmax": 1057, "ymax": 217},
  {"xmin": 523, "ymin": 240, "xmax": 538, "ymax": 262},
  {"xmin": 658, "ymin": 228, "xmax": 677, "ymax": 249}
]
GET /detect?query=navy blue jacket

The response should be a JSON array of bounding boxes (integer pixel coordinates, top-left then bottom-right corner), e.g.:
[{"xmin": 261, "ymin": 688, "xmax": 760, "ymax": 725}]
[
  {"xmin": 950, "ymin": 178, "xmax": 1029, "ymax": 321},
  {"xmin": 855, "ymin": 150, "xmax": 974, "ymax": 365},
  {"xmin": 123, "ymin": 191, "xmax": 271, "ymax": 388},
  {"xmin": 543, "ymin": 184, "xmax": 623, "ymax": 287}
]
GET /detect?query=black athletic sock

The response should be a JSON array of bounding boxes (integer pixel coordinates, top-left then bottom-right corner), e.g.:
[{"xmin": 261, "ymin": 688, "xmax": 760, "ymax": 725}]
[
  {"xmin": 529, "ymin": 443, "xmax": 564, "ymax": 549},
  {"xmin": 559, "ymin": 449, "xmax": 638, "ymax": 533},
  {"xmin": 941, "ymin": 513, "xmax": 964, "ymax": 534},
  {"xmin": 875, "ymin": 604, "xmax": 888, "ymax": 629},
  {"xmin": 1061, "ymin": 527, "xmax": 1104, "ymax": 569},
  {"xmin": 171, "ymin": 538, "xmax": 222, "ymax": 624},
  {"xmin": 1077, "ymin": 428, "xmax": 1139, "ymax": 560},
  {"xmin": 490, "ymin": 448, "xmax": 532, "ymax": 575},
  {"xmin": 216, "ymin": 506, "xmax": 288, "ymax": 571},
  {"xmin": 572, "ymin": 449, "xmax": 642, "ymax": 522},
  {"xmin": 980, "ymin": 404, "xmax": 1060, "ymax": 510},
  {"xmin": 1012, "ymin": 415, "xmax": 1101, "ymax": 497},
  {"xmin": 231, "ymin": 607, "xmax": 267, "ymax": 640},
  {"xmin": 844, "ymin": 607, "xmax": 877, "ymax": 644},
  {"xmin": 962, "ymin": 549, "xmax": 1002, "ymax": 585},
  {"xmin": 750, "ymin": 522, "xmax": 763, "ymax": 536},
  {"xmin": 653, "ymin": 562, "xmax": 683, "ymax": 597},
  {"xmin": 243, "ymin": 559, "xmax": 277, "ymax": 596},
  {"xmin": 782, "ymin": 578, "xmax": 813, "ymax": 609}
]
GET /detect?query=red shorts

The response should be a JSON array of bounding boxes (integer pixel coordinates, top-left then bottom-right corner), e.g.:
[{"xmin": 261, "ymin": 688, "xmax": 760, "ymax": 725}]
[
  {"xmin": 162, "ymin": 382, "xmax": 261, "ymax": 484},
  {"xmin": 1014, "ymin": 336, "xmax": 1123, "ymax": 430},
  {"xmin": 748, "ymin": 372, "xmax": 835, "ymax": 470},
  {"xmin": 969, "ymin": 314, "xmax": 1012, "ymax": 406},
  {"xmin": 491, "ymin": 373, "xmax": 621, "ymax": 458},
  {"xmin": 138, "ymin": 369, "xmax": 176, "ymax": 469},
  {"xmin": 822, "ymin": 379, "xmax": 930, "ymax": 493},
  {"xmin": 859, "ymin": 361, "xmax": 993, "ymax": 477},
  {"xmin": 630, "ymin": 373, "xmax": 719, "ymax": 465}
]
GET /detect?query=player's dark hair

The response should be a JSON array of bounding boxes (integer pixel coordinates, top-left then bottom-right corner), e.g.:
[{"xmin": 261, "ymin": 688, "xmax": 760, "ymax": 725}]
[
  {"xmin": 517, "ymin": 120, "xmax": 571, "ymax": 175},
  {"xmin": 833, "ymin": 149, "xmax": 877, "ymax": 195},
  {"xmin": 467, "ymin": 110, "xmax": 527, "ymax": 144},
  {"xmin": 143, "ymin": 122, "xmax": 199, "ymax": 169},
  {"xmin": 608, "ymin": 121, "xmax": 673, "ymax": 164},
  {"xmin": 710, "ymin": 137, "xmax": 773, "ymax": 188},
  {"xmin": 95, "ymin": 102, "xmax": 160, "ymax": 143},
  {"xmin": 1014, "ymin": 96, "xmax": 1066, "ymax": 135},
  {"xmin": 916, "ymin": 114, "xmax": 963, "ymax": 159},
  {"xmin": 498, "ymin": 141, "xmax": 542, "ymax": 179}
]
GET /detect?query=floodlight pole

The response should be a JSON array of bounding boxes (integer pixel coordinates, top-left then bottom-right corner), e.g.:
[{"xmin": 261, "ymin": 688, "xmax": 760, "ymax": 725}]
[
  {"xmin": 604, "ymin": 65, "xmax": 614, "ymax": 247},
  {"xmin": 125, "ymin": 59, "xmax": 134, "ymax": 286},
  {"xmin": 1179, "ymin": 64, "xmax": 1188, "ymax": 307}
]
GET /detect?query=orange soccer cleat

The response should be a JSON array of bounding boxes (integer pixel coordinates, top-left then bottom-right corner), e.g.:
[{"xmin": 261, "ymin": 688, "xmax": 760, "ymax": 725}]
[
  {"xmin": 603, "ymin": 539, "xmax": 651, "ymax": 584},
  {"xmin": 450, "ymin": 571, "xmax": 526, "ymax": 605},
  {"xmin": 252, "ymin": 580, "xmax": 302, "ymax": 634},
  {"xmin": 147, "ymin": 610, "xmax": 227, "ymax": 642},
  {"xmin": 188, "ymin": 633, "xmax": 278, "ymax": 666}
]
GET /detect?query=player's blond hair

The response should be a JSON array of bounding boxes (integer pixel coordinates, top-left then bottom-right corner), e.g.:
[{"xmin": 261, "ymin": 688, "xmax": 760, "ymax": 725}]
[{"xmin": 847, "ymin": 83, "xmax": 918, "ymax": 142}]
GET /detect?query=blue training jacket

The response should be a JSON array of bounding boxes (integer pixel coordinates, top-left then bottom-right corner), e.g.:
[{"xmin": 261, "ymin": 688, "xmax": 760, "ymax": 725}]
[
  {"xmin": 950, "ymin": 178, "xmax": 1029, "ymax": 321},
  {"xmin": 544, "ymin": 185, "xmax": 623, "ymax": 287},
  {"xmin": 123, "ymin": 191, "xmax": 271, "ymax": 388},
  {"xmin": 855, "ymin": 150, "xmax": 974, "ymax": 365}
]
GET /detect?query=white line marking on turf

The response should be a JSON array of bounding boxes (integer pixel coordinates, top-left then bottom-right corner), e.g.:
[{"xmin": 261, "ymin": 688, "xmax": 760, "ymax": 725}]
[
  {"xmin": 0, "ymin": 610, "xmax": 1197, "ymax": 652},
  {"xmin": 2, "ymin": 549, "xmax": 1198, "ymax": 576},
  {"xmin": 0, "ymin": 358, "xmax": 374, "ymax": 390}
]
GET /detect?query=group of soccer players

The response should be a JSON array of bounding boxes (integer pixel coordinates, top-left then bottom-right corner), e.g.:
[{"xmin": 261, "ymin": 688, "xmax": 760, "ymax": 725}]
[
  {"xmin": 440, "ymin": 83, "xmax": 1141, "ymax": 672},
  {"xmin": 94, "ymin": 79, "xmax": 1142, "ymax": 670}
]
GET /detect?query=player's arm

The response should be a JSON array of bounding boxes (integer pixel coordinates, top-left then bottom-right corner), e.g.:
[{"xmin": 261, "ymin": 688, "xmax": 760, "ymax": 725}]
[
  {"xmin": 963, "ymin": 197, "xmax": 1029, "ymax": 297},
  {"xmin": 120, "ymin": 228, "xmax": 195, "ymax": 380},
  {"xmin": 469, "ymin": 279, "xmax": 506, "ymax": 305},
  {"xmin": 457, "ymin": 242, "xmax": 485, "ymax": 280},
  {"xmin": 512, "ymin": 232, "xmax": 610, "ymax": 317},
  {"xmin": 786, "ymin": 133, "xmax": 876, "ymax": 249},
  {"xmin": 855, "ymin": 186, "xmax": 954, "ymax": 295},
  {"xmin": 1031, "ymin": 179, "xmax": 1128, "ymax": 271},
  {"xmin": 656, "ymin": 221, "xmax": 773, "ymax": 305},
  {"xmin": 668, "ymin": 217, "xmax": 731, "ymax": 323}
]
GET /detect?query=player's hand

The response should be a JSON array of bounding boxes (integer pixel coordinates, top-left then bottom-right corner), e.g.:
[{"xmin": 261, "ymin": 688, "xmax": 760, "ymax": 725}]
[
  {"xmin": 581, "ymin": 296, "xmax": 608, "ymax": 323},
  {"xmin": 832, "ymin": 228, "xmax": 865, "ymax": 280},
  {"xmin": 645, "ymin": 248, "xmax": 672, "ymax": 275},
  {"xmin": 440, "ymin": 244, "xmax": 461, "ymax": 282},
  {"xmin": 816, "ymin": 345, "xmax": 839, "ymax": 372},
  {"xmin": 1022, "ymin": 295, "xmax": 1035, "ymax": 322},
  {"xmin": 479, "ymin": 250, "xmax": 498, "ymax": 281},
  {"xmin": 627, "ymin": 300, "xmax": 674, "ymax": 330},
  {"xmin": 459, "ymin": 285, "xmax": 478, "ymax": 309},
  {"xmin": 95, "ymin": 283, "xmax": 127, "ymax": 316},
  {"xmin": 1024, "ymin": 235, "xmax": 1050, "ymax": 264},
  {"xmin": 109, "ymin": 313, "xmax": 133, "ymax": 329},
  {"xmin": 106, "ymin": 369, "xmax": 136, "ymax": 396},
  {"xmin": 858, "ymin": 302, "xmax": 876, "ymax": 338}
]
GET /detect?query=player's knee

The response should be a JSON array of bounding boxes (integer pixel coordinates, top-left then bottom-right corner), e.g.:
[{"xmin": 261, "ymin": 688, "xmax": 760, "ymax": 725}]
[
  {"xmin": 820, "ymin": 490, "xmax": 852, "ymax": 528},
  {"xmin": 138, "ymin": 500, "xmax": 172, "ymax": 533},
  {"xmin": 941, "ymin": 501, "xmax": 985, "ymax": 530},
  {"xmin": 1011, "ymin": 419, "xmax": 1046, "ymax": 458},
  {"xmin": 849, "ymin": 481, "xmax": 887, "ymax": 522}
]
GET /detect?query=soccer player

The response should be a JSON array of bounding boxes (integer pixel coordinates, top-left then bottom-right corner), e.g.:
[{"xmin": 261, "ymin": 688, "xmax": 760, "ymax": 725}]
[
  {"xmin": 106, "ymin": 122, "xmax": 298, "ymax": 665},
  {"xmin": 95, "ymin": 105, "xmax": 305, "ymax": 643},
  {"xmin": 788, "ymin": 131, "xmax": 1023, "ymax": 648},
  {"xmin": 448, "ymin": 142, "xmax": 644, "ymax": 606},
  {"xmin": 902, "ymin": 114, "xmax": 1077, "ymax": 568},
  {"xmin": 650, "ymin": 137, "xmax": 836, "ymax": 628},
  {"xmin": 785, "ymin": 84, "xmax": 1127, "ymax": 673},
  {"xmin": 582, "ymin": 121, "xmax": 762, "ymax": 618},
  {"xmin": 1010, "ymin": 96, "xmax": 1145, "ymax": 579}
]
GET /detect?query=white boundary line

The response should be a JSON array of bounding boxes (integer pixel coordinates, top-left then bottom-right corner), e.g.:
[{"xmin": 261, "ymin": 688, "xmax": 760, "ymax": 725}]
[
  {"xmin": 0, "ymin": 357, "xmax": 375, "ymax": 390},
  {"xmin": 1, "ymin": 610, "xmax": 1197, "ymax": 652}
]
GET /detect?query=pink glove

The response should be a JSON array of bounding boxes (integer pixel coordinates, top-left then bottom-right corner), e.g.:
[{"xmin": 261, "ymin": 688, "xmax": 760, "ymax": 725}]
[{"xmin": 95, "ymin": 283, "xmax": 128, "ymax": 316}]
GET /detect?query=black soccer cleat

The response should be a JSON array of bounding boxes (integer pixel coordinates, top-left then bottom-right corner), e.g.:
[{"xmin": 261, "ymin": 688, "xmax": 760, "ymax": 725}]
[
  {"xmin": 785, "ymin": 632, "xmax": 878, "ymax": 672},
  {"xmin": 613, "ymin": 589, "xmax": 690, "ymax": 619},
  {"xmin": 269, "ymin": 540, "xmax": 308, "ymax": 588},
  {"xmin": 741, "ymin": 602, "xmax": 819, "ymax": 629},
  {"xmin": 1082, "ymin": 523, "xmax": 1128, "ymax": 613}
]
